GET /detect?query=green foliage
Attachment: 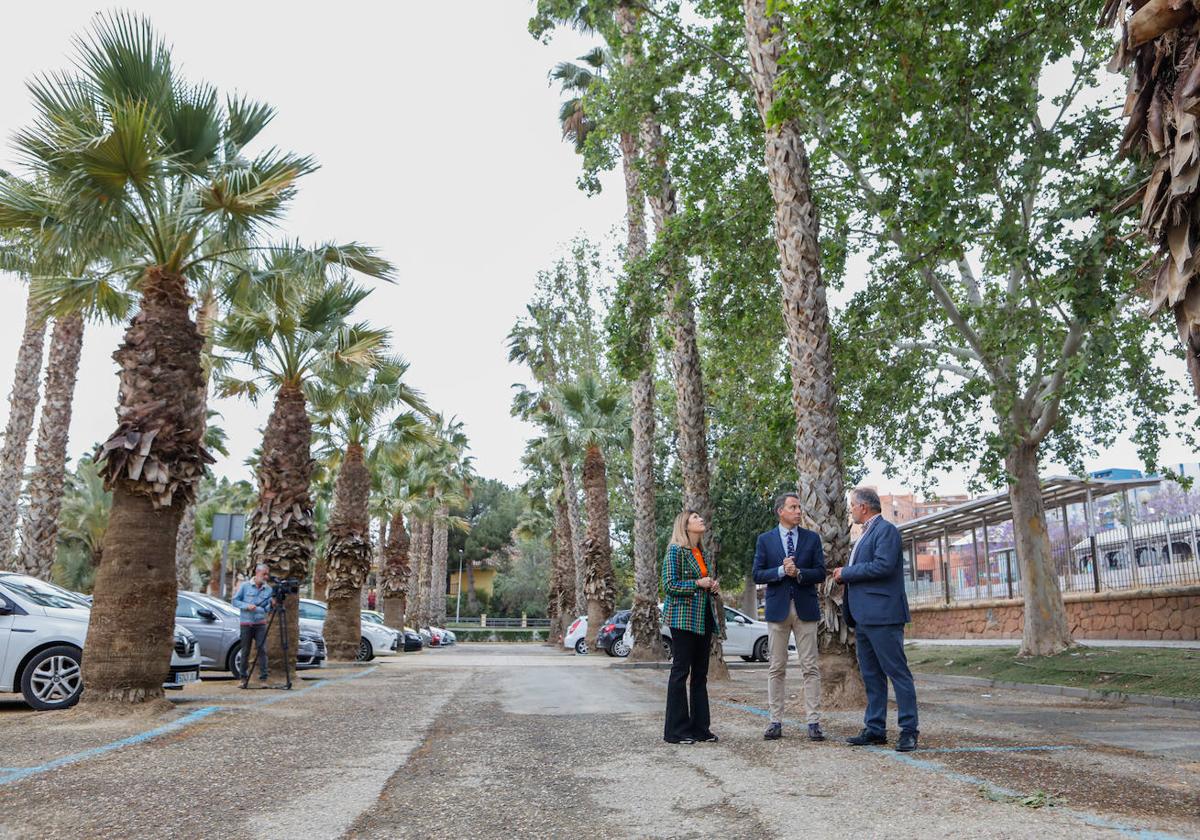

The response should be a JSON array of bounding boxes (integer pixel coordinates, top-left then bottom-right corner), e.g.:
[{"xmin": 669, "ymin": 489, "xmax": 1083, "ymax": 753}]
[
  {"xmin": 771, "ymin": 0, "xmax": 1197, "ymax": 487},
  {"xmin": 489, "ymin": 535, "xmax": 552, "ymax": 618},
  {"xmin": 55, "ymin": 456, "xmax": 111, "ymax": 573},
  {"xmin": 452, "ymin": 478, "xmax": 524, "ymax": 565},
  {"xmin": 192, "ymin": 475, "xmax": 257, "ymax": 585}
]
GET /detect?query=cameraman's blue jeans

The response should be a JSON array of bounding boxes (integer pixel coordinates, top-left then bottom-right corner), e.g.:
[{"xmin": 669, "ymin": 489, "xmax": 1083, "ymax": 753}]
[{"xmin": 239, "ymin": 623, "xmax": 268, "ymax": 679}]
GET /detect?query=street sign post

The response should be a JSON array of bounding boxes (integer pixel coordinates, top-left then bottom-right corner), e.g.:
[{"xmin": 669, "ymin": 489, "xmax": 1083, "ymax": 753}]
[{"xmin": 211, "ymin": 512, "xmax": 247, "ymax": 600}]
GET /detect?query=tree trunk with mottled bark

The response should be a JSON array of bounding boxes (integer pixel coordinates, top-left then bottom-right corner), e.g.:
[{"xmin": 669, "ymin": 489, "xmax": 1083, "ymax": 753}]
[
  {"xmin": 407, "ymin": 516, "xmax": 425, "ymax": 626},
  {"xmin": 560, "ymin": 458, "xmax": 586, "ymax": 615},
  {"xmin": 1007, "ymin": 444, "xmax": 1074, "ymax": 656},
  {"xmin": 83, "ymin": 268, "xmax": 209, "ymax": 707},
  {"xmin": 581, "ymin": 445, "xmax": 616, "ymax": 651},
  {"xmin": 18, "ymin": 313, "xmax": 85, "ymax": 580},
  {"xmin": 465, "ymin": 556, "xmax": 479, "ymax": 614},
  {"xmin": 247, "ymin": 383, "xmax": 316, "ymax": 679},
  {"xmin": 551, "ymin": 496, "xmax": 576, "ymax": 644},
  {"xmin": 321, "ymin": 443, "xmax": 372, "ymax": 661},
  {"xmin": 431, "ymin": 508, "xmax": 448, "ymax": 626},
  {"xmin": 174, "ymin": 508, "xmax": 196, "ymax": 590},
  {"xmin": 0, "ymin": 291, "xmax": 47, "ymax": 565},
  {"xmin": 381, "ymin": 509, "xmax": 410, "ymax": 628},
  {"xmin": 743, "ymin": 4, "xmax": 859, "ymax": 705},
  {"xmin": 641, "ymin": 115, "xmax": 728, "ymax": 680}
]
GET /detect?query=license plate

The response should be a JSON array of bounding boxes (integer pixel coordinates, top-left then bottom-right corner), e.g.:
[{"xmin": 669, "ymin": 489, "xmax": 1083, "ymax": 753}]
[{"xmin": 172, "ymin": 670, "xmax": 199, "ymax": 685}]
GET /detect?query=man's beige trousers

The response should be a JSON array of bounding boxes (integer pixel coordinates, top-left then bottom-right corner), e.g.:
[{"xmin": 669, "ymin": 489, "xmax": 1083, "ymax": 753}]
[{"xmin": 767, "ymin": 601, "xmax": 820, "ymax": 724}]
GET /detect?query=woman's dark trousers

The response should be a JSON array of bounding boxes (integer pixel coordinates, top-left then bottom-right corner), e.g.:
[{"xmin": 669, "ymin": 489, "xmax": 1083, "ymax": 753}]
[{"xmin": 664, "ymin": 627, "xmax": 712, "ymax": 741}]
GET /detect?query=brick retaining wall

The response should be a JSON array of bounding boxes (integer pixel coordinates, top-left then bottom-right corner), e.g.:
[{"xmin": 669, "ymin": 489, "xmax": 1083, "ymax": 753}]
[{"xmin": 909, "ymin": 586, "xmax": 1200, "ymax": 641}]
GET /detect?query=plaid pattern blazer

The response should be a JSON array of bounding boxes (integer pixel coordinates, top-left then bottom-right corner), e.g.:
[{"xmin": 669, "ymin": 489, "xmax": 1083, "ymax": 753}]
[{"xmin": 661, "ymin": 543, "xmax": 722, "ymax": 636}]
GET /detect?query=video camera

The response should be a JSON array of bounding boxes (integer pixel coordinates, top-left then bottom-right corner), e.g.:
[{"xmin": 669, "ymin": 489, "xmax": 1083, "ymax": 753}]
[{"xmin": 269, "ymin": 575, "xmax": 301, "ymax": 596}]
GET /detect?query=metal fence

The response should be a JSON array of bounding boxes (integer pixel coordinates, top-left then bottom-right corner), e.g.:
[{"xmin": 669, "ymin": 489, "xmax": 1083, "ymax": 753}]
[
  {"xmin": 905, "ymin": 514, "xmax": 1200, "ymax": 607},
  {"xmin": 450, "ymin": 616, "xmax": 552, "ymax": 628}
]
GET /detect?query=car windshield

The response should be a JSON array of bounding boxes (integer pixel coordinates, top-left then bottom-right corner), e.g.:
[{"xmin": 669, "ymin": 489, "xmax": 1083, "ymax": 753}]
[
  {"xmin": 194, "ymin": 595, "xmax": 239, "ymax": 616},
  {"xmin": 0, "ymin": 574, "xmax": 90, "ymax": 610},
  {"xmin": 299, "ymin": 601, "xmax": 326, "ymax": 621},
  {"xmin": 362, "ymin": 613, "xmax": 383, "ymax": 624}
]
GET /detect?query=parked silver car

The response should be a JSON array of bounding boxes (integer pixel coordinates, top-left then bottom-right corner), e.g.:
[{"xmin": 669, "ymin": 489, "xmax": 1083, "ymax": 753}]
[{"xmin": 176, "ymin": 591, "xmax": 325, "ymax": 674}]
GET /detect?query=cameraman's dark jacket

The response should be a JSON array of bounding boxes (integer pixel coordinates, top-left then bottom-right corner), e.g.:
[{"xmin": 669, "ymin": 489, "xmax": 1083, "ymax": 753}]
[{"xmin": 231, "ymin": 581, "xmax": 273, "ymax": 625}]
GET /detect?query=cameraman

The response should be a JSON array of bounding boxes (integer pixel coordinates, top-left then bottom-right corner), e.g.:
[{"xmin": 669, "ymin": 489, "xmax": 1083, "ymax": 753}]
[{"xmin": 232, "ymin": 563, "xmax": 273, "ymax": 683}]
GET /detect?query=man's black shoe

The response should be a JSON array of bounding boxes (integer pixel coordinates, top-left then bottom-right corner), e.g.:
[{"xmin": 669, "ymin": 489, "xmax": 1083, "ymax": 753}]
[
  {"xmin": 664, "ymin": 737, "xmax": 696, "ymax": 744},
  {"xmin": 695, "ymin": 733, "xmax": 719, "ymax": 743},
  {"xmin": 845, "ymin": 729, "xmax": 887, "ymax": 746},
  {"xmin": 896, "ymin": 732, "xmax": 918, "ymax": 752},
  {"xmin": 808, "ymin": 723, "xmax": 826, "ymax": 742},
  {"xmin": 763, "ymin": 722, "xmax": 782, "ymax": 740}
]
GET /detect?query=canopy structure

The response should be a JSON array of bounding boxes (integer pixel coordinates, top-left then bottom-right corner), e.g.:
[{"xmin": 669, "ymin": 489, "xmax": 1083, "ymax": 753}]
[{"xmin": 897, "ymin": 475, "xmax": 1161, "ymax": 543}]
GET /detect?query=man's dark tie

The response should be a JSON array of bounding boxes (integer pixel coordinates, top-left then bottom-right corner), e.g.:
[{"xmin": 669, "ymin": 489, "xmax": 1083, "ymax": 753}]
[{"xmin": 786, "ymin": 530, "xmax": 795, "ymax": 558}]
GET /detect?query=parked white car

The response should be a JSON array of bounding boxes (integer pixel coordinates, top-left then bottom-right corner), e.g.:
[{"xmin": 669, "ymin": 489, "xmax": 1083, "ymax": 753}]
[
  {"xmin": 297, "ymin": 598, "xmax": 398, "ymax": 660},
  {"xmin": 564, "ymin": 615, "xmax": 588, "ymax": 654},
  {"xmin": 621, "ymin": 604, "xmax": 772, "ymax": 662},
  {"xmin": 0, "ymin": 572, "xmax": 201, "ymax": 710}
]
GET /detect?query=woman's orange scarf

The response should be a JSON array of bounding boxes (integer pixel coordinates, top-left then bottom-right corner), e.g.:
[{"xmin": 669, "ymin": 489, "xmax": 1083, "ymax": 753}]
[{"xmin": 690, "ymin": 546, "xmax": 708, "ymax": 578}]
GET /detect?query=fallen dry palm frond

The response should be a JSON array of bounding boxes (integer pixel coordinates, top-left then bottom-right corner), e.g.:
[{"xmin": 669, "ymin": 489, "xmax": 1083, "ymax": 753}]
[{"xmin": 1104, "ymin": 0, "xmax": 1200, "ymax": 401}]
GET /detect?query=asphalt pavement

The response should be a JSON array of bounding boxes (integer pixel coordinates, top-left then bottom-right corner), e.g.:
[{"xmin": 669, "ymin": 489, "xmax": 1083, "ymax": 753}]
[{"xmin": 0, "ymin": 644, "xmax": 1197, "ymax": 839}]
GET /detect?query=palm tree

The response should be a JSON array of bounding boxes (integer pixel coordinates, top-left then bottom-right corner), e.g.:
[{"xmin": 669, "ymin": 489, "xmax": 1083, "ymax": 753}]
[
  {"xmin": 546, "ymin": 1, "xmax": 661, "ymax": 661},
  {"xmin": 55, "ymin": 457, "xmax": 112, "ymax": 571},
  {"xmin": 310, "ymin": 361, "xmax": 429, "ymax": 660},
  {"xmin": 175, "ymin": 412, "xmax": 230, "ymax": 588},
  {"xmin": 548, "ymin": 375, "xmax": 626, "ymax": 651},
  {"xmin": 0, "ymin": 12, "xmax": 316, "ymax": 704},
  {"xmin": 216, "ymin": 249, "xmax": 391, "ymax": 674},
  {"xmin": 0, "ymin": 242, "xmax": 48, "ymax": 564},
  {"xmin": 428, "ymin": 416, "xmax": 473, "ymax": 627},
  {"xmin": 375, "ymin": 450, "xmax": 418, "ymax": 629},
  {"xmin": 742, "ymin": 1, "xmax": 856, "ymax": 665}
]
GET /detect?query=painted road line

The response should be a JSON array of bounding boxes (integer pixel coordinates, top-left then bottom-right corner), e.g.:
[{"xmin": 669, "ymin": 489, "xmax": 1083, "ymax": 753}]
[
  {"xmin": 0, "ymin": 706, "xmax": 222, "ymax": 787},
  {"xmin": 916, "ymin": 745, "xmax": 1073, "ymax": 754},
  {"xmin": 718, "ymin": 700, "xmax": 1193, "ymax": 840},
  {"xmin": 0, "ymin": 666, "xmax": 381, "ymax": 787}
]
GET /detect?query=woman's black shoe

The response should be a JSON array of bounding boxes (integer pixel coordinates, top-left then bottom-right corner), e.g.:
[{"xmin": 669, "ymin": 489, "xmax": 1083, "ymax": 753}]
[
  {"xmin": 664, "ymin": 737, "xmax": 696, "ymax": 744},
  {"xmin": 694, "ymin": 733, "xmax": 719, "ymax": 742}
]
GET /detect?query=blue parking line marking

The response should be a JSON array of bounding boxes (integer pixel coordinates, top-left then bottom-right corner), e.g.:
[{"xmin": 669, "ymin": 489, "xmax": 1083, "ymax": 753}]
[
  {"xmin": 719, "ymin": 700, "xmax": 1193, "ymax": 840},
  {"xmin": 0, "ymin": 665, "xmax": 381, "ymax": 787},
  {"xmin": 0, "ymin": 705, "xmax": 221, "ymax": 787},
  {"xmin": 915, "ymin": 745, "xmax": 1073, "ymax": 754}
]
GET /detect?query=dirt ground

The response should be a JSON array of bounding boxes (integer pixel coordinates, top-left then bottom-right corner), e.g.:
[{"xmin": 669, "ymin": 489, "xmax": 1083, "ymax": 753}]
[{"xmin": 1, "ymin": 644, "xmax": 1197, "ymax": 839}]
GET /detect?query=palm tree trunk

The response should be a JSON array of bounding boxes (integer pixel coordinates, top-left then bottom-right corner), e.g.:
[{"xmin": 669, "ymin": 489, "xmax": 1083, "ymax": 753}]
[
  {"xmin": 743, "ymin": 0, "xmax": 862, "ymax": 703},
  {"xmin": 321, "ymin": 442, "xmax": 372, "ymax": 661},
  {"xmin": 174, "ymin": 508, "xmax": 196, "ymax": 589},
  {"xmin": 248, "ymin": 383, "xmax": 316, "ymax": 678},
  {"xmin": 17, "ymin": 312, "xmax": 85, "ymax": 579},
  {"xmin": 420, "ymin": 519, "xmax": 434, "ymax": 624},
  {"xmin": 552, "ymin": 495, "xmax": 576, "ymax": 643},
  {"xmin": 0, "ymin": 290, "xmax": 47, "ymax": 564},
  {"xmin": 431, "ymin": 508, "xmax": 449, "ymax": 626},
  {"xmin": 641, "ymin": 116, "xmax": 728, "ymax": 679},
  {"xmin": 83, "ymin": 267, "xmax": 209, "ymax": 705},
  {"xmin": 560, "ymin": 458, "xmax": 586, "ymax": 615},
  {"xmin": 381, "ymin": 509, "xmax": 410, "ymax": 628},
  {"xmin": 581, "ymin": 444, "xmax": 616, "ymax": 651},
  {"xmin": 374, "ymin": 515, "xmax": 388, "ymax": 613},
  {"xmin": 407, "ymin": 516, "xmax": 424, "ymax": 626},
  {"xmin": 1007, "ymin": 443, "xmax": 1074, "ymax": 655}
]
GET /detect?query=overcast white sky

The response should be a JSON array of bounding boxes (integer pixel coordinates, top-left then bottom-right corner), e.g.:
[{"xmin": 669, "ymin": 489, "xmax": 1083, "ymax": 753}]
[{"xmin": 0, "ymin": 3, "xmax": 1195, "ymax": 499}]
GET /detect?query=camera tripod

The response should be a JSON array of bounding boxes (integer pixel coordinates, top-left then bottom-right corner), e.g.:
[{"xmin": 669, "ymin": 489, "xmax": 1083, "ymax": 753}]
[{"xmin": 239, "ymin": 591, "xmax": 294, "ymax": 691}]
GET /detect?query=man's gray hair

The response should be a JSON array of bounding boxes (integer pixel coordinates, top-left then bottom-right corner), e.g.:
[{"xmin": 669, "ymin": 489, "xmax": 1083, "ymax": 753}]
[
  {"xmin": 774, "ymin": 492, "xmax": 801, "ymax": 514},
  {"xmin": 851, "ymin": 486, "xmax": 882, "ymax": 513},
  {"xmin": 255, "ymin": 563, "xmax": 270, "ymax": 574}
]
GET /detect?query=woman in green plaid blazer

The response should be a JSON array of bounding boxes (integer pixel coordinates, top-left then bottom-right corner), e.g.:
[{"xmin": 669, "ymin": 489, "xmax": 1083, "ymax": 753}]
[{"xmin": 662, "ymin": 509, "xmax": 722, "ymax": 744}]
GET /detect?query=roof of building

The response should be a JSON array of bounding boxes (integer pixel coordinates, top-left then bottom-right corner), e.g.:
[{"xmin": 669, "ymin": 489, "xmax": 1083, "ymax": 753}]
[{"xmin": 896, "ymin": 475, "xmax": 1162, "ymax": 543}]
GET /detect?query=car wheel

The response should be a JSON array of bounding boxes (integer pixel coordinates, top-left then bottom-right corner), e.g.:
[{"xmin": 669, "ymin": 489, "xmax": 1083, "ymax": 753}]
[
  {"xmin": 612, "ymin": 637, "xmax": 631, "ymax": 658},
  {"xmin": 574, "ymin": 638, "xmax": 588, "ymax": 655},
  {"xmin": 753, "ymin": 636, "xmax": 769, "ymax": 663},
  {"xmin": 356, "ymin": 637, "xmax": 374, "ymax": 662},
  {"xmin": 661, "ymin": 636, "xmax": 672, "ymax": 658},
  {"xmin": 21, "ymin": 645, "xmax": 83, "ymax": 710},
  {"xmin": 227, "ymin": 646, "xmax": 244, "ymax": 676}
]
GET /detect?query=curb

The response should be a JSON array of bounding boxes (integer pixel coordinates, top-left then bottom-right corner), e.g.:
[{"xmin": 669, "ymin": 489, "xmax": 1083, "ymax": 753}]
[{"xmin": 914, "ymin": 672, "xmax": 1200, "ymax": 711}]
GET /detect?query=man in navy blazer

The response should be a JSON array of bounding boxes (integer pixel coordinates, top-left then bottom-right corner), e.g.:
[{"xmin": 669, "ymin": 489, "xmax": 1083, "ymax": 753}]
[
  {"xmin": 752, "ymin": 492, "xmax": 828, "ymax": 741},
  {"xmin": 833, "ymin": 486, "xmax": 919, "ymax": 752}
]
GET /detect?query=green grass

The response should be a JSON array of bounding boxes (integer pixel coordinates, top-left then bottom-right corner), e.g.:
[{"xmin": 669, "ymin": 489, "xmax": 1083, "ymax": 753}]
[{"xmin": 907, "ymin": 644, "xmax": 1200, "ymax": 699}]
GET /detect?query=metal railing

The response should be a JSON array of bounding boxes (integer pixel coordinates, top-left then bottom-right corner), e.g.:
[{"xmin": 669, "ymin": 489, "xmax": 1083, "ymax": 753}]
[
  {"xmin": 905, "ymin": 514, "xmax": 1200, "ymax": 607},
  {"xmin": 449, "ymin": 616, "xmax": 552, "ymax": 628}
]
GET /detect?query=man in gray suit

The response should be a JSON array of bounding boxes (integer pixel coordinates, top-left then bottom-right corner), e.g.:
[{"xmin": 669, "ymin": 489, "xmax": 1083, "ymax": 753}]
[{"xmin": 833, "ymin": 486, "xmax": 919, "ymax": 752}]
